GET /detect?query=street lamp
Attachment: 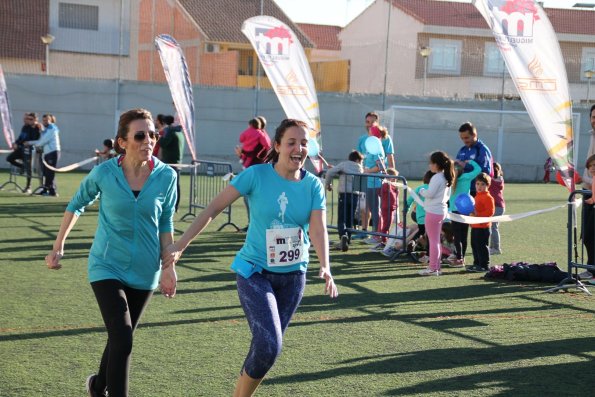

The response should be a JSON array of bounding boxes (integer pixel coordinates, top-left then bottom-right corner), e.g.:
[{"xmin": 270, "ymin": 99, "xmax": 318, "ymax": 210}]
[
  {"xmin": 586, "ymin": 70, "xmax": 593, "ymax": 104},
  {"xmin": 40, "ymin": 34, "xmax": 55, "ymax": 76},
  {"xmin": 419, "ymin": 46, "xmax": 432, "ymax": 96}
]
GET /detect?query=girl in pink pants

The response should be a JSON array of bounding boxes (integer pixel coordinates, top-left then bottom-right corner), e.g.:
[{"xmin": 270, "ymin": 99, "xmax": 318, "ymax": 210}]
[{"xmin": 418, "ymin": 151, "xmax": 455, "ymax": 276}]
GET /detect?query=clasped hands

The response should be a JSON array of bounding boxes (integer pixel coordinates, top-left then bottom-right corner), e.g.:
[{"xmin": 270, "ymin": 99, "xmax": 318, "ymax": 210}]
[{"xmin": 159, "ymin": 244, "xmax": 182, "ymax": 299}]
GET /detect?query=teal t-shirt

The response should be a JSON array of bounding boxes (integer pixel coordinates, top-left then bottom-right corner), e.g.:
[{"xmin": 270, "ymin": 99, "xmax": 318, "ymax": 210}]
[
  {"xmin": 382, "ymin": 136, "xmax": 394, "ymax": 166},
  {"xmin": 364, "ymin": 154, "xmax": 383, "ymax": 188},
  {"xmin": 230, "ymin": 164, "xmax": 326, "ymax": 273},
  {"xmin": 406, "ymin": 184, "xmax": 428, "ymax": 225}
]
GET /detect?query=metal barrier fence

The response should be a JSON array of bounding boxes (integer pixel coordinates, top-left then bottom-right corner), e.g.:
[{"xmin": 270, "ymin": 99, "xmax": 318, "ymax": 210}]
[
  {"xmin": 180, "ymin": 160, "xmax": 238, "ymax": 231},
  {"xmin": 325, "ymin": 171, "xmax": 413, "ymax": 260},
  {"xmin": 0, "ymin": 147, "xmax": 43, "ymax": 193},
  {"xmin": 547, "ymin": 190, "xmax": 595, "ymax": 294}
]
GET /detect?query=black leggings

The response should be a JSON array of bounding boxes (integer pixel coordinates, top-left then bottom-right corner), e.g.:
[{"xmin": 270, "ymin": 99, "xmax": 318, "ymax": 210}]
[
  {"xmin": 90, "ymin": 279, "xmax": 153, "ymax": 397},
  {"xmin": 583, "ymin": 198, "xmax": 594, "ymax": 266}
]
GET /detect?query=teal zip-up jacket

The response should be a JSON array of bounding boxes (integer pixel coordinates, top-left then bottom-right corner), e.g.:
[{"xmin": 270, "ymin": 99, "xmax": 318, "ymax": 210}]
[
  {"xmin": 66, "ymin": 156, "xmax": 177, "ymax": 290},
  {"xmin": 449, "ymin": 160, "xmax": 481, "ymax": 213}
]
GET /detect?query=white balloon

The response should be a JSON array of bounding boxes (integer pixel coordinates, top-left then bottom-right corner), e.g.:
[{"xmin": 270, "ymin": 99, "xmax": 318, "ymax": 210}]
[
  {"xmin": 307, "ymin": 138, "xmax": 320, "ymax": 157},
  {"xmin": 365, "ymin": 136, "xmax": 384, "ymax": 156}
]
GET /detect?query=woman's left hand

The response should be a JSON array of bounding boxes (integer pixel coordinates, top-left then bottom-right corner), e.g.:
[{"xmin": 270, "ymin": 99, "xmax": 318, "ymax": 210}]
[
  {"xmin": 160, "ymin": 266, "xmax": 177, "ymax": 298},
  {"xmin": 319, "ymin": 267, "xmax": 338, "ymax": 298}
]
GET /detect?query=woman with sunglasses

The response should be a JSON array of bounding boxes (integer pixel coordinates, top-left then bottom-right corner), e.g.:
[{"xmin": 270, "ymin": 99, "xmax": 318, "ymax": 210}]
[
  {"xmin": 44, "ymin": 108, "xmax": 178, "ymax": 397},
  {"xmin": 163, "ymin": 118, "xmax": 338, "ymax": 396}
]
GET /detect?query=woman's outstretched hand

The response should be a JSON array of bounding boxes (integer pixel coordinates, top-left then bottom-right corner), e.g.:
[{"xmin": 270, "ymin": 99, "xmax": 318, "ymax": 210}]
[
  {"xmin": 45, "ymin": 250, "xmax": 63, "ymax": 270},
  {"xmin": 319, "ymin": 267, "xmax": 338, "ymax": 298}
]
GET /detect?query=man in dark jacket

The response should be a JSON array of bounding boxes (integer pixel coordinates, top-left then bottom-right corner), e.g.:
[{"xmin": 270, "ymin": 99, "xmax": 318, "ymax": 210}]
[
  {"xmin": 6, "ymin": 113, "xmax": 42, "ymax": 193},
  {"xmin": 159, "ymin": 120, "xmax": 185, "ymax": 211}
]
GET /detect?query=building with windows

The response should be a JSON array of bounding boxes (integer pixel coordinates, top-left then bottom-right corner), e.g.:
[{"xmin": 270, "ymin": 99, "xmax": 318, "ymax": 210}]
[
  {"xmin": 0, "ymin": 0, "xmax": 349, "ymax": 92},
  {"xmin": 339, "ymin": 0, "xmax": 595, "ymax": 100}
]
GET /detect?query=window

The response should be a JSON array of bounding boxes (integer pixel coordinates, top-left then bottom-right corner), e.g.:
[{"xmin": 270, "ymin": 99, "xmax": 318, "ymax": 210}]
[
  {"xmin": 484, "ymin": 42, "xmax": 507, "ymax": 76},
  {"xmin": 581, "ymin": 48, "xmax": 595, "ymax": 81},
  {"xmin": 238, "ymin": 49, "xmax": 255, "ymax": 76},
  {"xmin": 428, "ymin": 38, "xmax": 461, "ymax": 75},
  {"xmin": 58, "ymin": 3, "xmax": 99, "ymax": 31},
  {"xmin": 50, "ymin": 0, "xmax": 130, "ymax": 56}
]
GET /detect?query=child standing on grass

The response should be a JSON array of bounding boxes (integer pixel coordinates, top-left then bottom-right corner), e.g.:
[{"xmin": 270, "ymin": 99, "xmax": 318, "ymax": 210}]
[
  {"xmin": 402, "ymin": 170, "xmax": 433, "ymax": 261},
  {"xmin": 467, "ymin": 173, "xmax": 495, "ymax": 273},
  {"xmin": 448, "ymin": 159, "xmax": 481, "ymax": 267},
  {"xmin": 489, "ymin": 162, "xmax": 505, "ymax": 255},
  {"xmin": 418, "ymin": 151, "xmax": 454, "ymax": 276},
  {"xmin": 374, "ymin": 167, "xmax": 399, "ymax": 251}
]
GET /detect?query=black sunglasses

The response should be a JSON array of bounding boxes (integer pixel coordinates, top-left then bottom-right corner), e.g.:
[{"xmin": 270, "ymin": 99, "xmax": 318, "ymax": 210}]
[{"xmin": 133, "ymin": 131, "xmax": 159, "ymax": 142}]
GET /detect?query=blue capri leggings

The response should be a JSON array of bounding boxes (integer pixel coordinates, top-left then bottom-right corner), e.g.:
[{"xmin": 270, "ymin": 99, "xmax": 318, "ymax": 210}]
[{"xmin": 236, "ymin": 270, "xmax": 306, "ymax": 379}]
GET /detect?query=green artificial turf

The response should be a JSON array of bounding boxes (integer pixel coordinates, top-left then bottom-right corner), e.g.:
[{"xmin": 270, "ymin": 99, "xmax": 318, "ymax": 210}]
[{"xmin": 0, "ymin": 169, "xmax": 593, "ymax": 396}]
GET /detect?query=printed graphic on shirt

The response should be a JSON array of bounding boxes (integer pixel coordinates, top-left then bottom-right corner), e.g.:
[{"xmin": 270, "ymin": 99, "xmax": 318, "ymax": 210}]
[
  {"xmin": 266, "ymin": 191, "xmax": 304, "ymax": 266},
  {"xmin": 277, "ymin": 192, "xmax": 288, "ymax": 222}
]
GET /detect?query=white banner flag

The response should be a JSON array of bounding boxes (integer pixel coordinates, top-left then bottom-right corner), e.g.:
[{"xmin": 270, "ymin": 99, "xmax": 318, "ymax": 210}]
[
  {"xmin": 473, "ymin": 0, "xmax": 575, "ymax": 189},
  {"xmin": 154, "ymin": 34, "xmax": 197, "ymax": 161},
  {"xmin": 0, "ymin": 65, "xmax": 15, "ymax": 149},
  {"xmin": 241, "ymin": 16, "xmax": 323, "ymax": 171}
]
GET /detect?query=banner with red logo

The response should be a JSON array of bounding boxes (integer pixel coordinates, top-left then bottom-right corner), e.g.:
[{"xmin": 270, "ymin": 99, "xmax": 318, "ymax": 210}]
[
  {"xmin": 474, "ymin": 0, "xmax": 575, "ymax": 190},
  {"xmin": 154, "ymin": 34, "xmax": 197, "ymax": 161},
  {"xmin": 241, "ymin": 16, "xmax": 323, "ymax": 172},
  {"xmin": 0, "ymin": 65, "xmax": 15, "ymax": 149}
]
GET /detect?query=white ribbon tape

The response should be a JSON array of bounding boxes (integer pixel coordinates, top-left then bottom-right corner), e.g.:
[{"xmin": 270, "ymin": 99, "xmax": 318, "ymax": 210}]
[
  {"xmin": 396, "ymin": 181, "xmax": 580, "ymax": 224},
  {"xmin": 42, "ymin": 156, "xmax": 99, "ymax": 172}
]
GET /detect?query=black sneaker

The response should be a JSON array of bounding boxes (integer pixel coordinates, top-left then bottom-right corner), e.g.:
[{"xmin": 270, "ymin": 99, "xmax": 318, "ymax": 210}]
[
  {"xmin": 340, "ymin": 235, "xmax": 349, "ymax": 252},
  {"xmin": 466, "ymin": 265, "xmax": 487, "ymax": 273},
  {"xmin": 85, "ymin": 374, "xmax": 106, "ymax": 397}
]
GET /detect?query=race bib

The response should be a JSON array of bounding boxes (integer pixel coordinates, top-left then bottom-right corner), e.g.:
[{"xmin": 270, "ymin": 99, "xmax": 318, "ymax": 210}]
[{"xmin": 266, "ymin": 227, "xmax": 304, "ymax": 266}]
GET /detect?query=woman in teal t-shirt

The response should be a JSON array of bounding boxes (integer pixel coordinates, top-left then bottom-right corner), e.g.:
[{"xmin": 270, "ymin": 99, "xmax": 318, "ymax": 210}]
[{"xmin": 163, "ymin": 119, "xmax": 338, "ymax": 396}]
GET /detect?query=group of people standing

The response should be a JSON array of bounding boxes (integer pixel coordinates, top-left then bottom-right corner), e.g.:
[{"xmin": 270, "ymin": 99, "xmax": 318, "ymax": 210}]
[
  {"xmin": 45, "ymin": 109, "xmax": 336, "ymax": 397},
  {"xmin": 324, "ymin": 114, "xmax": 505, "ymax": 277},
  {"xmin": 6, "ymin": 112, "xmax": 61, "ymax": 195}
]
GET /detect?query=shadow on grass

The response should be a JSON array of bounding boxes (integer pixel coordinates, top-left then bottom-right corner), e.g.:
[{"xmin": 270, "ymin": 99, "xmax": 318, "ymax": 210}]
[
  {"xmin": 0, "ymin": 314, "xmax": 245, "ymax": 343},
  {"xmin": 266, "ymin": 338, "xmax": 595, "ymax": 395},
  {"xmin": 0, "ymin": 202, "xmax": 69, "ymax": 215}
]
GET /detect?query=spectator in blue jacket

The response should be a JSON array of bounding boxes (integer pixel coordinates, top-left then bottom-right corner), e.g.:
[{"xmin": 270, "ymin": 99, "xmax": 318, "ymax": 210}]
[
  {"xmin": 44, "ymin": 108, "xmax": 178, "ymax": 397},
  {"xmin": 455, "ymin": 122, "xmax": 493, "ymax": 195},
  {"xmin": 25, "ymin": 114, "xmax": 61, "ymax": 196}
]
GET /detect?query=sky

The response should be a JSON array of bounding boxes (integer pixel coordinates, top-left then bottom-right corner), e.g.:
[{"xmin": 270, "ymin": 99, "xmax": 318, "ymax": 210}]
[{"xmin": 272, "ymin": 0, "xmax": 590, "ymax": 27}]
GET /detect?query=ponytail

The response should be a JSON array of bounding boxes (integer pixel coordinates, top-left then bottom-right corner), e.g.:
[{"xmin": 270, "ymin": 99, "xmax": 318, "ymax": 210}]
[
  {"xmin": 429, "ymin": 151, "xmax": 454, "ymax": 187},
  {"xmin": 443, "ymin": 158, "xmax": 455, "ymax": 187}
]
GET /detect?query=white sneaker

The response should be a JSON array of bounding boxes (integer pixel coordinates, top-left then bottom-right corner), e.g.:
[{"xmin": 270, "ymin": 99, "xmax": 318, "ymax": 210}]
[
  {"xmin": 579, "ymin": 270, "xmax": 593, "ymax": 280},
  {"xmin": 418, "ymin": 267, "xmax": 441, "ymax": 276},
  {"xmin": 364, "ymin": 237, "xmax": 381, "ymax": 245},
  {"xmin": 382, "ymin": 247, "xmax": 397, "ymax": 257}
]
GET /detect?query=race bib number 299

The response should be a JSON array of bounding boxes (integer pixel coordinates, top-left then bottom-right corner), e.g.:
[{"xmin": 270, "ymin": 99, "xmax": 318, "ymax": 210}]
[{"xmin": 266, "ymin": 227, "xmax": 304, "ymax": 266}]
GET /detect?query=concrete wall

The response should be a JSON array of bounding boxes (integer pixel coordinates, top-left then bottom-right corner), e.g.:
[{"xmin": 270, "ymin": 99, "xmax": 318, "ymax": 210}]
[{"xmin": 1, "ymin": 73, "xmax": 592, "ymax": 182}]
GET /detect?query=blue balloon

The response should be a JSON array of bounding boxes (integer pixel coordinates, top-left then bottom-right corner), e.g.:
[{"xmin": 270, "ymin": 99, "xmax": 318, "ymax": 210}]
[
  {"xmin": 364, "ymin": 136, "xmax": 384, "ymax": 156},
  {"xmin": 307, "ymin": 138, "xmax": 320, "ymax": 157},
  {"xmin": 455, "ymin": 193, "xmax": 475, "ymax": 215}
]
